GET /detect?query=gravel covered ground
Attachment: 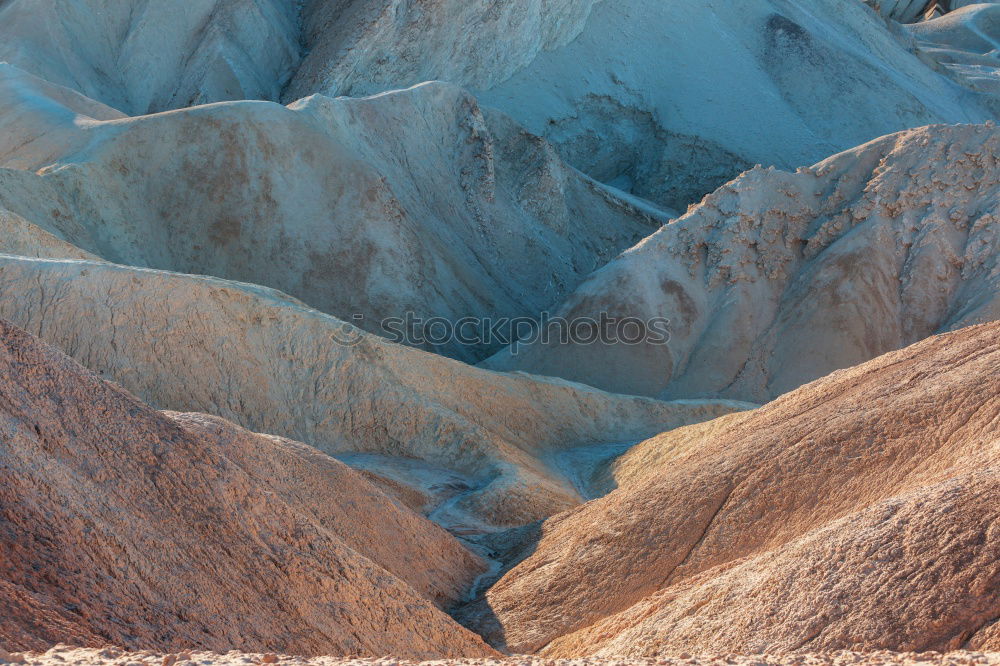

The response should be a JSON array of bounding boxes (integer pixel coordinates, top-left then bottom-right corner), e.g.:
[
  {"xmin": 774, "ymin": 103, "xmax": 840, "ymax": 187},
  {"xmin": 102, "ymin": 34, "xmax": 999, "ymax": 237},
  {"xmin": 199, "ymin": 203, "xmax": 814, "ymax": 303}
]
[{"xmin": 2, "ymin": 648, "xmax": 999, "ymax": 666}]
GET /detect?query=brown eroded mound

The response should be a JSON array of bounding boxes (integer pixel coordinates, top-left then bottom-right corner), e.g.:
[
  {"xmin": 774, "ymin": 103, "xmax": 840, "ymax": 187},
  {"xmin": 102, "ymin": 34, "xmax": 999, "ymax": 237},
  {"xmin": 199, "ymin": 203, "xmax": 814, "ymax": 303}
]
[
  {"xmin": 0, "ymin": 319, "xmax": 494, "ymax": 657},
  {"xmin": 461, "ymin": 322, "xmax": 1000, "ymax": 655}
]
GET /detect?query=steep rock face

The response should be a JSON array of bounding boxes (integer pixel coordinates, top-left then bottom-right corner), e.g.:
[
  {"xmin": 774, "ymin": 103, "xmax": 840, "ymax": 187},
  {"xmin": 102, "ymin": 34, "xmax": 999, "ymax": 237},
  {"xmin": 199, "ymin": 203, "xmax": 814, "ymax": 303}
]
[
  {"xmin": 485, "ymin": 123, "xmax": 1000, "ymax": 403},
  {"xmin": 0, "ymin": 319, "xmax": 495, "ymax": 657},
  {"xmin": 0, "ymin": 255, "xmax": 746, "ymax": 530},
  {"xmin": 286, "ymin": 0, "xmax": 993, "ymax": 209},
  {"xmin": 0, "ymin": 0, "xmax": 300, "ymax": 115},
  {"xmin": 0, "ymin": 66, "xmax": 660, "ymax": 361},
  {"xmin": 461, "ymin": 322, "xmax": 1000, "ymax": 655},
  {"xmin": 292, "ymin": 0, "xmax": 602, "ymax": 97}
]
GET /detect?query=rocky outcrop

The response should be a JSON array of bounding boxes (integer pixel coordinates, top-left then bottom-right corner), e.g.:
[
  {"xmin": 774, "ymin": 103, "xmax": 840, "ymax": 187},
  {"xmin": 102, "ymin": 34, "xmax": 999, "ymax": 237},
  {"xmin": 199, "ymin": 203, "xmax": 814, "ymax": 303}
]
[
  {"xmin": 460, "ymin": 322, "xmax": 1000, "ymax": 655},
  {"xmin": 0, "ymin": 255, "xmax": 746, "ymax": 531},
  {"xmin": 866, "ymin": 0, "xmax": 938, "ymax": 22},
  {"xmin": 0, "ymin": 65, "xmax": 660, "ymax": 362},
  {"xmin": 290, "ymin": 0, "xmax": 602, "ymax": 99},
  {"xmin": 485, "ymin": 123, "xmax": 1000, "ymax": 403},
  {"xmin": 0, "ymin": 319, "xmax": 495, "ymax": 657}
]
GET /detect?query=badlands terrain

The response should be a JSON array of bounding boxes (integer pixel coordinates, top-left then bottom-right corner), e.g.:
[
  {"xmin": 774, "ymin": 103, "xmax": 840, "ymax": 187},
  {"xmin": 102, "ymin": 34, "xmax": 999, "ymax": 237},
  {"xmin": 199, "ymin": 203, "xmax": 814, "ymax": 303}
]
[{"xmin": 0, "ymin": 0, "xmax": 998, "ymax": 665}]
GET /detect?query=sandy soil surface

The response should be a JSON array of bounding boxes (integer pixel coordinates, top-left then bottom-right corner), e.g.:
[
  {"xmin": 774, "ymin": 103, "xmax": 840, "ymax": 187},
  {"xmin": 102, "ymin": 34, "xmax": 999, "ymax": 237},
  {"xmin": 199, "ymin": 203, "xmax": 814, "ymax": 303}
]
[{"xmin": 3, "ymin": 648, "xmax": 1000, "ymax": 666}]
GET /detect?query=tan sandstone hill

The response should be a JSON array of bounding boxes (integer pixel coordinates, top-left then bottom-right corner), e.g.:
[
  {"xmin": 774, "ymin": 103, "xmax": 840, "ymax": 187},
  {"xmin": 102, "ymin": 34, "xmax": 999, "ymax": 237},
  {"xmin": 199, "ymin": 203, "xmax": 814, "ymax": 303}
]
[
  {"xmin": 2, "ymin": 1, "xmax": 998, "ymax": 658},
  {"xmin": 163, "ymin": 412, "xmax": 484, "ymax": 609},
  {"xmin": 0, "ymin": 255, "xmax": 746, "ymax": 531},
  {"xmin": 0, "ymin": 319, "xmax": 496, "ymax": 657},
  {"xmin": 460, "ymin": 321, "xmax": 1000, "ymax": 655},
  {"xmin": 485, "ymin": 123, "xmax": 1000, "ymax": 403}
]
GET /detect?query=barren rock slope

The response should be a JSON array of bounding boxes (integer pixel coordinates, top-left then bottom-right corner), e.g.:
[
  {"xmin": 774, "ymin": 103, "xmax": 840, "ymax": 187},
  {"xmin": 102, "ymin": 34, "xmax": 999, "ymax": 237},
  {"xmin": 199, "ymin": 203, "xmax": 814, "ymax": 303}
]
[
  {"xmin": 3, "ymin": 0, "xmax": 997, "ymax": 209},
  {"xmin": 0, "ymin": 255, "xmax": 746, "ymax": 531},
  {"xmin": 865, "ymin": 0, "xmax": 940, "ymax": 22},
  {"xmin": 872, "ymin": 1, "xmax": 997, "ymax": 23},
  {"xmin": 287, "ymin": 0, "xmax": 995, "ymax": 208},
  {"xmin": 908, "ymin": 4, "xmax": 1000, "ymax": 97},
  {"xmin": 2, "ymin": 0, "xmax": 999, "ymax": 658},
  {"xmin": 461, "ymin": 322, "xmax": 1000, "ymax": 655},
  {"xmin": 0, "ymin": 319, "xmax": 495, "ymax": 657},
  {"xmin": 486, "ymin": 123, "xmax": 1000, "ymax": 403},
  {"xmin": 0, "ymin": 65, "xmax": 660, "ymax": 361}
]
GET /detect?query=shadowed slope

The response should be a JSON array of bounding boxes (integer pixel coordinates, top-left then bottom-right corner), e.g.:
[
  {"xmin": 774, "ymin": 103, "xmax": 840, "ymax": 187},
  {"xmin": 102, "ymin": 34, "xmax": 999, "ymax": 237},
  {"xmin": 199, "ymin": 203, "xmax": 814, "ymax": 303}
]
[
  {"xmin": 0, "ymin": 0, "xmax": 300, "ymax": 114},
  {"xmin": 2, "ymin": 0, "xmax": 995, "ymax": 208},
  {"xmin": 287, "ymin": 0, "xmax": 993, "ymax": 208},
  {"xmin": 908, "ymin": 4, "xmax": 1000, "ymax": 98}
]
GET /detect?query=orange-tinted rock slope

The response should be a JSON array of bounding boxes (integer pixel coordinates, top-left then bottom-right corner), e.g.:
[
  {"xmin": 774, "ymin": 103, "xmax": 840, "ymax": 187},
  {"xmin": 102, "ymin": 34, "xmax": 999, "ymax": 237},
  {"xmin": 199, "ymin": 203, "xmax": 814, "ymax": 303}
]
[
  {"xmin": 463, "ymin": 322, "xmax": 1000, "ymax": 656},
  {"xmin": 0, "ymin": 320, "xmax": 494, "ymax": 658}
]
